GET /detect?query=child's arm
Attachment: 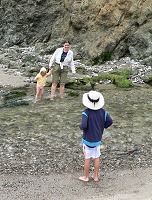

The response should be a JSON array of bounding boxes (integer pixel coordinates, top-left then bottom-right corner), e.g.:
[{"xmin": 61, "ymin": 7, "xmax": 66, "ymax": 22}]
[{"xmin": 46, "ymin": 69, "xmax": 52, "ymax": 77}]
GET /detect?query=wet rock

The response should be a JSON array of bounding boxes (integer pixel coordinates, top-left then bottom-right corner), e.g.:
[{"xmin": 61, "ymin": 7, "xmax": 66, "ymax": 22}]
[
  {"xmin": 0, "ymin": 86, "xmax": 151, "ymax": 175},
  {"xmin": 2, "ymin": 87, "xmax": 29, "ymax": 107}
]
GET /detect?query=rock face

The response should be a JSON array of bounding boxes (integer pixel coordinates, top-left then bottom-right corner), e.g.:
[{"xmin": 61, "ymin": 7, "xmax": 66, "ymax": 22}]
[{"xmin": 0, "ymin": 0, "xmax": 152, "ymax": 65}]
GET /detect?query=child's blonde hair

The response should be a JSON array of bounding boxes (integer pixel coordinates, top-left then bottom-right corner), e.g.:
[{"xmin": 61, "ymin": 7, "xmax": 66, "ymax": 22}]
[{"xmin": 40, "ymin": 67, "xmax": 47, "ymax": 73}]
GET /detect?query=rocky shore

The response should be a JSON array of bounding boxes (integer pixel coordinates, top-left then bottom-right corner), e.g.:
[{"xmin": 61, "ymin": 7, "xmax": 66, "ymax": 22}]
[
  {"xmin": 1, "ymin": 0, "xmax": 152, "ymax": 198},
  {"xmin": 0, "ymin": 46, "xmax": 152, "ymax": 200},
  {"xmin": 0, "ymin": 46, "xmax": 152, "ymax": 88}
]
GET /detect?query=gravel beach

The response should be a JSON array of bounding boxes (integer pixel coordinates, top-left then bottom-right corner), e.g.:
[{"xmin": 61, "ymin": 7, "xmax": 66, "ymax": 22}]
[
  {"xmin": 0, "ymin": 64, "xmax": 152, "ymax": 200},
  {"xmin": 0, "ymin": 168, "xmax": 152, "ymax": 200}
]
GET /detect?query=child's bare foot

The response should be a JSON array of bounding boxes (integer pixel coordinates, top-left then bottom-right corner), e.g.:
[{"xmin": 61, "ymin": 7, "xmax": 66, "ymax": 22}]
[
  {"xmin": 50, "ymin": 97, "xmax": 54, "ymax": 100},
  {"xmin": 59, "ymin": 94, "xmax": 64, "ymax": 99},
  {"xmin": 79, "ymin": 176, "xmax": 89, "ymax": 182},
  {"xmin": 92, "ymin": 176, "xmax": 99, "ymax": 182},
  {"xmin": 34, "ymin": 99, "xmax": 38, "ymax": 103}
]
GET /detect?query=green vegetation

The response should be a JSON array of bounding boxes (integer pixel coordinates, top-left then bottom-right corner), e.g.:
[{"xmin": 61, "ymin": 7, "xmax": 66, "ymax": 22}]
[
  {"xmin": 144, "ymin": 76, "xmax": 152, "ymax": 86},
  {"xmin": 4, "ymin": 88, "xmax": 27, "ymax": 100},
  {"xmin": 92, "ymin": 52, "xmax": 112, "ymax": 65},
  {"xmin": 67, "ymin": 91, "xmax": 79, "ymax": 97},
  {"xmin": 65, "ymin": 79, "xmax": 87, "ymax": 90},
  {"xmin": 65, "ymin": 68, "xmax": 133, "ymax": 90},
  {"xmin": 84, "ymin": 68, "xmax": 133, "ymax": 88},
  {"xmin": 111, "ymin": 68, "xmax": 132, "ymax": 79},
  {"xmin": 3, "ymin": 87, "xmax": 29, "ymax": 107}
]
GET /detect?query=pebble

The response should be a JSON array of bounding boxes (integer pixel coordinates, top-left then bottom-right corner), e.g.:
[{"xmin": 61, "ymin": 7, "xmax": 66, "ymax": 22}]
[
  {"xmin": 0, "ymin": 46, "xmax": 152, "ymax": 86},
  {"xmin": 0, "ymin": 47, "xmax": 151, "ymax": 175}
]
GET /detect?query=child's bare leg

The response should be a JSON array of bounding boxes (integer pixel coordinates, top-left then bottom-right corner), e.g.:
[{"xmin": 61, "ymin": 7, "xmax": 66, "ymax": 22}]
[
  {"xmin": 79, "ymin": 158, "xmax": 90, "ymax": 182},
  {"xmin": 40, "ymin": 87, "xmax": 44, "ymax": 99},
  {"xmin": 93, "ymin": 157, "xmax": 100, "ymax": 181},
  {"xmin": 35, "ymin": 87, "xmax": 40, "ymax": 99}
]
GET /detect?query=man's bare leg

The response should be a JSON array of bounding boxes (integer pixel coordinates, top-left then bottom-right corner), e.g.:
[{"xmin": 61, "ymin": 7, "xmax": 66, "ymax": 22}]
[
  {"xmin": 50, "ymin": 83, "xmax": 57, "ymax": 100},
  {"xmin": 59, "ymin": 84, "xmax": 65, "ymax": 98}
]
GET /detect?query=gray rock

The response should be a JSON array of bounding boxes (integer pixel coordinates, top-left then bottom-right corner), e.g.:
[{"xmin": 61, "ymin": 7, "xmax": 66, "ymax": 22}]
[{"xmin": 0, "ymin": 0, "xmax": 152, "ymax": 65}]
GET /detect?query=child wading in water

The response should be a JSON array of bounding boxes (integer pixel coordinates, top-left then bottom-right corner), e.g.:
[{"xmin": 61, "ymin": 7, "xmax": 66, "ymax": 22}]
[
  {"xmin": 34, "ymin": 67, "xmax": 52, "ymax": 100},
  {"xmin": 79, "ymin": 90, "xmax": 113, "ymax": 182}
]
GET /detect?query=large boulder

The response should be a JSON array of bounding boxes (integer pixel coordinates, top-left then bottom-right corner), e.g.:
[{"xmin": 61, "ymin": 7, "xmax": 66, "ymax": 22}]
[{"xmin": 0, "ymin": 0, "xmax": 152, "ymax": 65}]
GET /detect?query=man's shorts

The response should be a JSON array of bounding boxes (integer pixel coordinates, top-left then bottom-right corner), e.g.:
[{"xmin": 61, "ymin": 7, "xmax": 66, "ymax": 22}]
[
  {"xmin": 52, "ymin": 63, "xmax": 68, "ymax": 85},
  {"xmin": 83, "ymin": 144, "xmax": 101, "ymax": 159}
]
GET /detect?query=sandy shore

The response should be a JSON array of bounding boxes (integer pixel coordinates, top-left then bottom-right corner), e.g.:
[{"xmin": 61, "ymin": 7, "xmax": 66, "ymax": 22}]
[
  {"xmin": 0, "ymin": 168, "xmax": 152, "ymax": 200},
  {"xmin": 0, "ymin": 66, "xmax": 28, "ymax": 87}
]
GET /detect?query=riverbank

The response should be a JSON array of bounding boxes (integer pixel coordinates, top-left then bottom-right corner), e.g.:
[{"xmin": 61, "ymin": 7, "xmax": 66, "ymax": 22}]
[{"xmin": 0, "ymin": 167, "xmax": 152, "ymax": 200}]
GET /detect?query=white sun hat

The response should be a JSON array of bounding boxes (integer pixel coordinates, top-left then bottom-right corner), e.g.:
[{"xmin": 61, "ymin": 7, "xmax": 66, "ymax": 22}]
[
  {"xmin": 82, "ymin": 90, "xmax": 104, "ymax": 110},
  {"xmin": 40, "ymin": 67, "xmax": 47, "ymax": 72}
]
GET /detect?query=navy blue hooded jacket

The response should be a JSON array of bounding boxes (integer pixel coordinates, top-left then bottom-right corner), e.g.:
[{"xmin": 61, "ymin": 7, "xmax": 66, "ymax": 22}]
[{"xmin": 80, "ymin": 108, "xmax": 113, "ymax": 147}]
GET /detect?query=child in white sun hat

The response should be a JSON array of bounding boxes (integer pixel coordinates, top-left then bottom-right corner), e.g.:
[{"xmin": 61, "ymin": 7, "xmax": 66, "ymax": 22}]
[
  {"xmin": 34, "ymin": 67, "xmax": 52, "ymax": 100},
  {"xmin": 79, "ymin": 90, "xmax": 113, "ymax": 182}
]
